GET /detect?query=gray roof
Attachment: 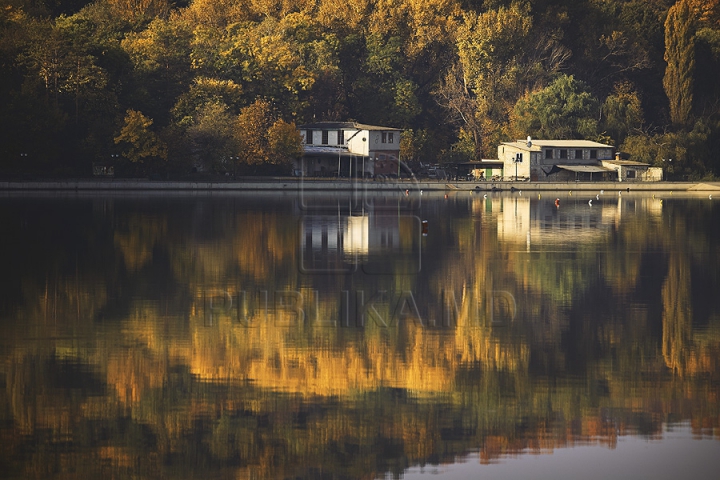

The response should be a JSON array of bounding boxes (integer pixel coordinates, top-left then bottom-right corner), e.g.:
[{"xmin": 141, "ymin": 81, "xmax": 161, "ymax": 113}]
[
  {"xmin": 299, "ymin": 121, "xmax": 401, "ymax": 131},
  {"xmin": 502, "ymin": 139, "xmax": 613, "ymax": 151},
  {"xmin": 557, "ymin": 164, "xmax": 613, "ymax": 173}
]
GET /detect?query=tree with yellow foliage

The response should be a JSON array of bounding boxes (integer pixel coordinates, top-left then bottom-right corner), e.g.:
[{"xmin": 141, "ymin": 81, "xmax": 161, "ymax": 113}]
[{"xmin": 114, "ymin": 109, "xmax": 167, "ymax": 164}]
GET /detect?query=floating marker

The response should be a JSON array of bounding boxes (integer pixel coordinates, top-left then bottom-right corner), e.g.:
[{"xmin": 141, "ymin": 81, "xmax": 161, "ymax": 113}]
[{"xmin": 588, "ymin": 199, "xmax": 593, "ymax": 206}]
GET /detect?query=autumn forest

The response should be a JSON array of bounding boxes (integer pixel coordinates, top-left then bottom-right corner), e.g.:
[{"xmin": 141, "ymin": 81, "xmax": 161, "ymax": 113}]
[{"xmin": 1, "ymin": 0, "xmax": 719, "ymax": 178}]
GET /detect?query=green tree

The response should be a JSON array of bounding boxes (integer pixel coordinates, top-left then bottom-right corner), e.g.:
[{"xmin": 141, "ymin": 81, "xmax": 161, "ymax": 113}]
[
  {"xmin": 172, "ymin": 77, "xmax": 243, "ymax": 128},
  {"xmin": 601, "ymin": 81, "xmax": 644, "ymax": 146},
  {"xmin": 664, "ymin": 0, "xmax": 696, "ymax": 127},
  {"xmin": 121, "ymin": 16, "xmax": 193, "ymax": 125},
  {"xmin": 185, "ymin": 101, "xmax": 236, "ymax": 172},
  {"xmin": 114, "ymin": 109, "xmax": 167, "ymax": 164},
  {"xmin": 510, "ymin": 74, "xmax": 600, "ymax": 140},
  {"xmin": 447, "ymin": 2, "xmax": 569, "ymax": 156}
]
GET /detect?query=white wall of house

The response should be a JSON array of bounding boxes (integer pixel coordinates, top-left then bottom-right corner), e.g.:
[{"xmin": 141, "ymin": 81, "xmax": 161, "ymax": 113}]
[
  {"xmin": 499, "ymin": 144, "xmax": 534, "ymax": 179},
  {"xmin": 499, "ymin": 140, "xmax": 615, "ymax": 181},
  {"xmin": 347, "ymin": 131, "xmax": 369, "ymax": 156}
]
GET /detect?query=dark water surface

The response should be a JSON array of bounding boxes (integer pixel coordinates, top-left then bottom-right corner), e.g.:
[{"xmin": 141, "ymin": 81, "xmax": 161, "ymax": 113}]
[{"xmin": 0, "ymin": 190, "xmax": 718, "ymax": 479}]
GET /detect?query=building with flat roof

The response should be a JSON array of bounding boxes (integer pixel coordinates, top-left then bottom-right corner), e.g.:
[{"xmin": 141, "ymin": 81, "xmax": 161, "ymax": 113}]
[
  {"xmin": 497, "ymin": 139, "xmax": 661, "ymax": 182},
  {"xmin": 499, "ymin": 139, "xmax": 615, "ymax": 181}
]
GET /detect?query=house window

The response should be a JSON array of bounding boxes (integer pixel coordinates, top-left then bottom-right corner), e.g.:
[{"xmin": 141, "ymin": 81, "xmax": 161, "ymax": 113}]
[
  {"xmin": 322, "ymin": 130, "xmax": 329, "ymax": 144},
  {"xmin": 306, "ymin": 130, "xmax": 313, "ymax": 144},
  {"xmin": 338, "ymin": 130, "xmax": 344, "ymax": 144},
  {"xmin": 381, "ymin": 132, "xmax": 387, "ymax": 143},
  {"xmin": 560, "ymin": 149, "xmax": 567, "ymax": 159},
  {"xmin": 388, "ymin": 132, "xmax": 394, "ymax": 143},
  {"xmin": 627, "ymin": 170, "xmax": 636, "ymax": 179},
  {"xmin": 545, "ymin": 149, "xmax": 553, "ymax": 159},
  {"xmin": 590, "ymin": 149, "xmax": 597, "ymax": 159},
  {"xmin": 575, "ymin": 149, "xmax": 583, "ymax": 159}
]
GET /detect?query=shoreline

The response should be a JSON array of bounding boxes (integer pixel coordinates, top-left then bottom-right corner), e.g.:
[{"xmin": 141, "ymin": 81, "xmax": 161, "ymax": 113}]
[{"xmin": 1, "ymin": 178, "xmax": 719, "ymax": 192}]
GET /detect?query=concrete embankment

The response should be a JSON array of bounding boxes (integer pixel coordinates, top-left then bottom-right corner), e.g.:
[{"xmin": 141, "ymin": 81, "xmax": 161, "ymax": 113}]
[{"xmin": 1, "ymin": 179, "xmax": 719, "ymax": 192}]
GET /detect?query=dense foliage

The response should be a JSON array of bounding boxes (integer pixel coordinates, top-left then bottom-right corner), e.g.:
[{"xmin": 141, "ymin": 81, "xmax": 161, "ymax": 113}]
[{"xmin": 1, "ymin": 0, "xmax": 719, "ymax": 178}]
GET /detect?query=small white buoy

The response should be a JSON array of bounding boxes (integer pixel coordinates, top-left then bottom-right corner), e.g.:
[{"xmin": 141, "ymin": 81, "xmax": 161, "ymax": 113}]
[
  {"xmin": 420, "ymin": 190, "xmax": 423, "ymax": 195},
  {"xmin": 484, "ymin": 194, "xmax": 487, "ymax": 199},
  {"xmin": 519, "ymin": 190, "xmax": 522, "ymax": 196},
  {"xmin": 588, "ymin": 199, "xmax": 593, "ymax": 206},
  {"xmin": 618, "ymin": 191, "xmax": 622, "ymax": 197},
  {"xmin": 600, "ymin": 190, "xmax": 604, "ymax": 194},
  {"xmin": 596, "ymin": 194, "xmax": 599, "ymax": 200},
  {"xmin": 710, "ymin": 194, "xmax": 713, "ymax": 200}
]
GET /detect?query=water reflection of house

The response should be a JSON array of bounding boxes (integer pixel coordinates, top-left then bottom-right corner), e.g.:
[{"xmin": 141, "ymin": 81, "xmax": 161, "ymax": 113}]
[
  {"xmin": 497, "ymin": 197, "xmax": 621, "ymax": 246},
  {"xmin": 300, "ymin": 206, "xmax": 407, "ymax": 269}
]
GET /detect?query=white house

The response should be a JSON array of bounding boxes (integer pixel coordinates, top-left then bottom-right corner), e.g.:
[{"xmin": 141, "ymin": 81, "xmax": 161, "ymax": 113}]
[
  {"xmin": 295, "ymin": 122, "xmax": 405, "ymax": 177},
  {"xmin": 498, "ymin": 139, "xmax": 618, "ymax": 181},
  {"xmin": 601, "ymin": 159, "xmax": 663, "ymax": 182}
]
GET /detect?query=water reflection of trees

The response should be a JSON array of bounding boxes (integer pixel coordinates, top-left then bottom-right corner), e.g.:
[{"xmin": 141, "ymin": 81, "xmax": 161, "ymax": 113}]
[{"xmin": 0, "ymin": 195, "xmax": 718, "ymax": 478}]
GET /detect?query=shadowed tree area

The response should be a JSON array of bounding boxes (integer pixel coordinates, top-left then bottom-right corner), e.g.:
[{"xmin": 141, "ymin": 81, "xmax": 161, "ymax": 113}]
[{"xmin": 0, "ymin": 0, "xmax": 719, "ymax": 177}]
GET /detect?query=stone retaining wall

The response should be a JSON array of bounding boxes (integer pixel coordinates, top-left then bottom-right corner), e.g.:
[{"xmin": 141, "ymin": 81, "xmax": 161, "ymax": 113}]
[{"xmin": 1, "ymin": 179, "xmax": 719, "ymax": 192}]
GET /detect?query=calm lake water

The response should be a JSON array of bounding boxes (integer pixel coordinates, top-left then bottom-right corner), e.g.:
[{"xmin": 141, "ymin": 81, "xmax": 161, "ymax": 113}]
[{"xmin": 0, "ymin": 189, "xmax": 718, "ymax": 479}]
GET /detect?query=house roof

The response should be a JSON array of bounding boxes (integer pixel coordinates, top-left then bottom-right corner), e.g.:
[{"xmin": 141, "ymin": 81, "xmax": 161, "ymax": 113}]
[
  {"xmin": 556, "ymin": 164, "xmax": 613, "ymax": 173},
  {"xmin": 502, "ymin": 139, "xmax": 613, "ymax": 151},
  {"xmin": 299, "ymin": 121, "xmax": 401, "ymax": 131}
]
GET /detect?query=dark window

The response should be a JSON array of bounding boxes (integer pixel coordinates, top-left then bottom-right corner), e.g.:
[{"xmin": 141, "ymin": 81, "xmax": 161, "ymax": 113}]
[
  {"xmin": 590, "ymin": 149, "xmax": 597, "ymax": 159},
  {"xmin": 338, "ymin": 130, "xmax": 344, "ymax": 144},
  {"xmin": 306, "ymin": 130, "xmax": 313, "ymax": 144},
  {"xmin": 560, "ymin": 149, "xmax": 567, "ymax": 159},
  {"xmin": 575, "ymin": 149, "xmax": 583, "ymax": 159},
  {"xmin": 388, "ymin": 132, "xmax": 394, "ymax": 143},
  {"xmin": 627, "ymin": 170, "xmax": 636, "ymax": 178},
  {"xmin": 381, "ymin": 132, "xmax": 387, "ymax": 143},
  {"xmin": 545, "ymin": 149, "xmax": 553, "ymax": 159},
  {"xmin": 322, "ymin": 130, "xmax": 328, "ymax": 144}
]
